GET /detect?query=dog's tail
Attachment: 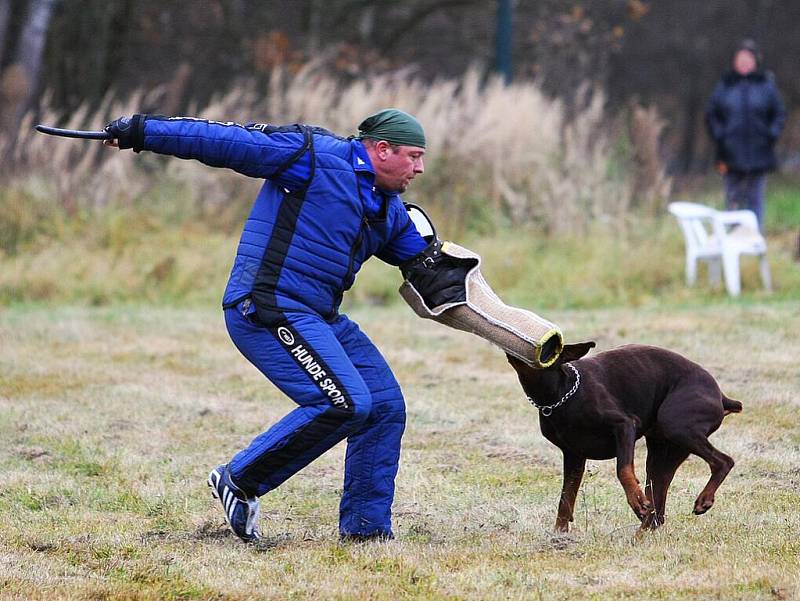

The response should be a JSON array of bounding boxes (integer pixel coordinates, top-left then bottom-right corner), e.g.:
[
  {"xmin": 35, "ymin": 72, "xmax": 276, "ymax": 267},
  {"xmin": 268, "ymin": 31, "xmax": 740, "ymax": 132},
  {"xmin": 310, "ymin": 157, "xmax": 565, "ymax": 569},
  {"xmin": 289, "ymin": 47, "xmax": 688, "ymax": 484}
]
[{"xmin": 722, "ymin": 396, "xmax": 743, "ymax": 415}]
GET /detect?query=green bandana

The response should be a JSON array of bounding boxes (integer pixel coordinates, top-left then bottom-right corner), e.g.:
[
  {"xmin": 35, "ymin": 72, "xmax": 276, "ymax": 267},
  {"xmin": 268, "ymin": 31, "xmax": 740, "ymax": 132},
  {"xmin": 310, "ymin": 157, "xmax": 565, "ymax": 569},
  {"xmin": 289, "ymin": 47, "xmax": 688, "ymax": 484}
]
[{"xmin": 357, "ymin": 108, "xmax": 426, "ymax": 149}]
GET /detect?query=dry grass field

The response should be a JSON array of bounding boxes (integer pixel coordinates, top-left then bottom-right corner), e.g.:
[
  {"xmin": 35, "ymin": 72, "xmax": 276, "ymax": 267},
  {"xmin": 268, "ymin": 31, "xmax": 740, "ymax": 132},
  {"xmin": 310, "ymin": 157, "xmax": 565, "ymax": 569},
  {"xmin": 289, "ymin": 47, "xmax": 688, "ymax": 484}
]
[{"xmin": 1, "ymin": 300, "xmax": 798, "ymax": 600}]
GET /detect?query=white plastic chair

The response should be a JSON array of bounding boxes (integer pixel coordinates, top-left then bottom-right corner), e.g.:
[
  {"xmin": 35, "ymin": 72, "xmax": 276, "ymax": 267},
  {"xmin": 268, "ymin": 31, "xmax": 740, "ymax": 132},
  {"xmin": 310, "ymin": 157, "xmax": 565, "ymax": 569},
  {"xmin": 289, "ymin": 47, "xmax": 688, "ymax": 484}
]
[{"xmin": 667, "ymin": 201, "xmax": 771, "ymax": 297}]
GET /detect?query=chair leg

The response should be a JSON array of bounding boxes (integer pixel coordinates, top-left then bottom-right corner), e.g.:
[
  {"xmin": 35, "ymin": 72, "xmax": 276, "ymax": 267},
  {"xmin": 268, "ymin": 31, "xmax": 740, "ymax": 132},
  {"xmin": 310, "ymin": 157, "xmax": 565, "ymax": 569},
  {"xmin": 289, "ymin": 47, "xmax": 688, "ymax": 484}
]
[
  {"xmin": 686, "ymin": 254, "xmax": 697, "ymax": 286},
  {"xmin": 722, "ymin": 251, "xmax": 741, "ymax": 296},
  {"xmin": 759, "ymin": 255, "xmax": 772, "ymax": 292},
  {"xmin": 708, "ymin": 258, "xmax": 722, "ymax": 287}
]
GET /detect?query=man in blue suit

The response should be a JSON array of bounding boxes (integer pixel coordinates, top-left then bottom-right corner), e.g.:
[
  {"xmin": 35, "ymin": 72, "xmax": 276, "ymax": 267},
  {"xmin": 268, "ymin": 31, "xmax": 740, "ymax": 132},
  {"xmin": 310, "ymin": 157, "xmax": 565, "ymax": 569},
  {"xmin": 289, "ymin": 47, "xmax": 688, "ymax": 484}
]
[{"xmin": 105, "ymin": 109, "xmax": 459, "ymax": 543}]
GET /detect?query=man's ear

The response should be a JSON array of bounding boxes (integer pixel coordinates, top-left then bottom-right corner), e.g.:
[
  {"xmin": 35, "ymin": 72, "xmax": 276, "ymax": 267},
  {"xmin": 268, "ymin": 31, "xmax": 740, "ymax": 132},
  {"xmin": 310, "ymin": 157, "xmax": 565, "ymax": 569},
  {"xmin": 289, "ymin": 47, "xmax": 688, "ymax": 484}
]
[
  {"xmin": 557, "ymin": 341, "xmax": 596, "ymax": 364},
  {"xmin": 374, "ymin": 139, "xmax": 392, "ymax": 160}
]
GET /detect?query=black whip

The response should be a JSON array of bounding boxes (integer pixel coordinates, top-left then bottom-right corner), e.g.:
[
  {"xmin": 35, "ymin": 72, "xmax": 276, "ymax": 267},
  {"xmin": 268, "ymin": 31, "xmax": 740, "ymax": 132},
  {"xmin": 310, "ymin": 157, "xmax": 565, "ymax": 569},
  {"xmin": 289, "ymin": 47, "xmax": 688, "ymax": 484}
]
[{"xmin": 35, "ymin": 124, "xmax": 113, "ymax": 140}]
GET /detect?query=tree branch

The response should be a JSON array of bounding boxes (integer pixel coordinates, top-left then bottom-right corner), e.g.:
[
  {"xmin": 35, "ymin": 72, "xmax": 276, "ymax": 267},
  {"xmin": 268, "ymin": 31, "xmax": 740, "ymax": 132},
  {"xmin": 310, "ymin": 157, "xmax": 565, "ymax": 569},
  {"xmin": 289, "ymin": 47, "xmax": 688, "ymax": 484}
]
[{"xmin": 379, "ymin": 0, "xmax": 482, "ymax": 52}]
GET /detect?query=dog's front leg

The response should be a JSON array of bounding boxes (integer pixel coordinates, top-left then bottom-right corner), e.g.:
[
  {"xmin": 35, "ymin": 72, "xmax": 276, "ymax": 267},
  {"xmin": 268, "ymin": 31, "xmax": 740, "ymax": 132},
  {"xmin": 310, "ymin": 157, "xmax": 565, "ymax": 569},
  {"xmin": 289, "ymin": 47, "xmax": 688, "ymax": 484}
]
[
  {"xmin": 612, "ymin": 417, "xmax": 651, "ymax": 520},
  {"xmin": 555, "ymin": 451, "xmax": 586, "ymax": 532}
]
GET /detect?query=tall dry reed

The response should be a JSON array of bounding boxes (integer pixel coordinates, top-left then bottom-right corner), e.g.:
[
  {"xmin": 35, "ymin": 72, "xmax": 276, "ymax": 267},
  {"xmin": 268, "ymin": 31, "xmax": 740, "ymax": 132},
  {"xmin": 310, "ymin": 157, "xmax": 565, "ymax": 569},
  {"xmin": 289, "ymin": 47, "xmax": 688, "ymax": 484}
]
[
  {"xmin": 1, "ymin": 67, "xmax": 668, "ymax": 237},
  {"xmin": 630, "ymin": 103, "xmax": 672, "ymax": 215}
]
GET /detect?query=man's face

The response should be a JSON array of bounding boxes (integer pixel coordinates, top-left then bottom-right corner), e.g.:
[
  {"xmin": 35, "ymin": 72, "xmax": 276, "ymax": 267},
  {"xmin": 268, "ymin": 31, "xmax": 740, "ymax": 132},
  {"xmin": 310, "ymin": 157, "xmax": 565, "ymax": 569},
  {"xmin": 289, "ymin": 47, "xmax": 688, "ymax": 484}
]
[{"xmin": 372, "ymin": 142, "xmax": 425, "ymax": 193}]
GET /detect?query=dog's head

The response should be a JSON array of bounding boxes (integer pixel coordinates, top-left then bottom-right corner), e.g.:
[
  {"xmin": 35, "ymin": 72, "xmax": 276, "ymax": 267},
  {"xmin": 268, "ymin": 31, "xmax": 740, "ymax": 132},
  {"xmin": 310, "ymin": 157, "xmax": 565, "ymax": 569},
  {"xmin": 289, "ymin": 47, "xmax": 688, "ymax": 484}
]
[{"xmin": 506, "ymin": 341, "xmax": 595, "ymax": 393}]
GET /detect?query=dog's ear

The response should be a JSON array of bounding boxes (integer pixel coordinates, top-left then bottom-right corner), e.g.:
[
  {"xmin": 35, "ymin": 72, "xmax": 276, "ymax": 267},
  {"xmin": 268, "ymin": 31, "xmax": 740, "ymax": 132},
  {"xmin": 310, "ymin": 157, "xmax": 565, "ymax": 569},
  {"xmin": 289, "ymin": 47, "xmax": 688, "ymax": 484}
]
[{"xmin": 557, "ymin": 341, "xmax": 596, "ymax": 363}]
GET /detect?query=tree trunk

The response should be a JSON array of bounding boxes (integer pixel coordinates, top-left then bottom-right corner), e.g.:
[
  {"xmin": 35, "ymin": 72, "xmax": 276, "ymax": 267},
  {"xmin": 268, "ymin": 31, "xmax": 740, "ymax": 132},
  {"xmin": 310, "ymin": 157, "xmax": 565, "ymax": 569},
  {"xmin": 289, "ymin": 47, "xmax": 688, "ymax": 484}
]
[
  {"xmin": 495, "ymin": 0, "xmax": 513, "ymax": 84},
  {"xmin": 0, "ymin": 0, "xmax": 12, "ymax": 68},
  {"xmin": 305, "ymin": 0, "xmax": 323, "ymax": 56},
  {"xmin": 11, "ymin": 0, "xmax": 60, "ymax": 122},
  {"xmin": 358, "ymin": 5, "xmax": 375, "ymax": 46}
]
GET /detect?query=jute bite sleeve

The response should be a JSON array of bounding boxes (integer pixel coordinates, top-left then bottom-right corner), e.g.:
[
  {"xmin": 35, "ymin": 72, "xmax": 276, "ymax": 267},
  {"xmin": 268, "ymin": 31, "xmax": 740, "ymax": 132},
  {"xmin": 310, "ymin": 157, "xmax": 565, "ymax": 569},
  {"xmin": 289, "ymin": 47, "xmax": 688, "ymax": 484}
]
[{"xmin": 399, "ymin": 241, "xmax": 563, "ymax": 368}]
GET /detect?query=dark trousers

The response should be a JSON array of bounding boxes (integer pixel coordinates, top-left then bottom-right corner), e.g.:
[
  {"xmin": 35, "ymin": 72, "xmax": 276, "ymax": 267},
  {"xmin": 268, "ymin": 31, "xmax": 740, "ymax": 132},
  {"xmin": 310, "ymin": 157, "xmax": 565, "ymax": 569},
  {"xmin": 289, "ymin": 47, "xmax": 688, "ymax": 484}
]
[{"xmin": 724, "ymin": 172, "xmax": 767, "ymax": 230}]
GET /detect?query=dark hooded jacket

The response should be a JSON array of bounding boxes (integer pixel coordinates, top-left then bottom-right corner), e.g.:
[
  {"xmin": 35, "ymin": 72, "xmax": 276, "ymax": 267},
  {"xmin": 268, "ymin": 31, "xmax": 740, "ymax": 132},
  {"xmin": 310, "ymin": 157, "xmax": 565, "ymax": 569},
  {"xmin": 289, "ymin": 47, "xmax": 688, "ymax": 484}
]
[{"xmin": 705, "ymin": 70, "xmax": 786, "ymax": 174}]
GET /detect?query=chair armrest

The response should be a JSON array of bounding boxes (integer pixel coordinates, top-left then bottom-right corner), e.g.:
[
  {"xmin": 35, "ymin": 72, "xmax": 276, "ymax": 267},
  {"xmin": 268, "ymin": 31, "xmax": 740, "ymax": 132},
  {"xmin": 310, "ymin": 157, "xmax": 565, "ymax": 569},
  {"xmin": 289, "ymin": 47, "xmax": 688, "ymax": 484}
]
[{"xmin": 712, "ymin": 209, "xmax": 760, "ymax": 240}]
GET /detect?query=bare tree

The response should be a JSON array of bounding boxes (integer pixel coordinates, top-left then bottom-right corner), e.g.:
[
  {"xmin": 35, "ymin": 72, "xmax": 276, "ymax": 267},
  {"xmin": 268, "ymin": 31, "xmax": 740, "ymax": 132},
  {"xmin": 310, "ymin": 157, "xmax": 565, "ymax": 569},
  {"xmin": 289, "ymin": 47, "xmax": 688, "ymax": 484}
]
[
  {"xmin": 8, "ymin": 0, "xmax": 59, "ymax": 122},
  {"xmin": 0, "ymin": 0, "xmax": 12, "ymax": 68},
  {"xmin": 304, "ymin": 0, "xmax": 324, "ymax": 55},
  {"xmin": 2, "ymin": 0, "xmax": 796, "ymax": 176}
]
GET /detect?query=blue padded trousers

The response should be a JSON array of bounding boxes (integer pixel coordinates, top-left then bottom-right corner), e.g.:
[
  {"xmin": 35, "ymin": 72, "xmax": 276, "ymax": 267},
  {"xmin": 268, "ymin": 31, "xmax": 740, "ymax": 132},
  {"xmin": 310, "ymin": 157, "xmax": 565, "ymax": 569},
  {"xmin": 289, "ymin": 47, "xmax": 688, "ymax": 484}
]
[
  {"xmin": 724, "ymin": 172, "xmax": 767, "ymax": 230},
  {"xmin": 223, "ymin": 307, "xmax": 406, "ymax": 538}
]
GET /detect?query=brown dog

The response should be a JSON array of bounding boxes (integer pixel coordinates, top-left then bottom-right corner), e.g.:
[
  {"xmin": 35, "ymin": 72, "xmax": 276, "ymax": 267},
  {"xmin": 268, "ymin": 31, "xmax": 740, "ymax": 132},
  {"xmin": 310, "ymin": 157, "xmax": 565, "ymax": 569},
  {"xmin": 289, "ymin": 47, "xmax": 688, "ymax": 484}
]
[{"xmin": 507, "ymin": 342, "xmax": 742, "ymax": 531}]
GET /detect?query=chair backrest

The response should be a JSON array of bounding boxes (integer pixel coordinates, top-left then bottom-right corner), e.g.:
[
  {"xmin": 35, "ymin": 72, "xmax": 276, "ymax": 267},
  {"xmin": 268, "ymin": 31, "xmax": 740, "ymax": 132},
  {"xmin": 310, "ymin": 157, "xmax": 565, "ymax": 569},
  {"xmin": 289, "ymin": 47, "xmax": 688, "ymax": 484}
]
[{"xmin": 667, "ymin": 201, "xmax": 715, "ymax": 253}]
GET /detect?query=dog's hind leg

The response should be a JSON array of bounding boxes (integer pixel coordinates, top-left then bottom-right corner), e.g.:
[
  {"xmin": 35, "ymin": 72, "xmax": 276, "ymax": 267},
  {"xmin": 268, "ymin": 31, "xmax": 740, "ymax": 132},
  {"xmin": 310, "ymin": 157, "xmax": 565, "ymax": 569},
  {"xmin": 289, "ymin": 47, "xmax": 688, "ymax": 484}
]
[
  {"xmin": 681, "ymin": 435, "xmax": 735, "ymax": 515},
  {"xmin": 555, "ymin": 451, "xmax": 586, "ymax": 532},
  {"xmin": 656, "ymin": 391, "xmax": 734, "ymax": 515},
  {"xmin": 641, "ymin": 437, "xmax": 690, "ymax": 530}
]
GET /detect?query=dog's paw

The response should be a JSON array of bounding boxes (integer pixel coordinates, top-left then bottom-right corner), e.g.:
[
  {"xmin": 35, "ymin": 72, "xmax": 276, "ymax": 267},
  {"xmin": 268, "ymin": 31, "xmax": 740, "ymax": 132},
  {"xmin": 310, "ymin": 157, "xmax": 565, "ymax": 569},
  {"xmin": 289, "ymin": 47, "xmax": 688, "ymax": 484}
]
[
  {"xmin": 554, "ymin": 518, "xmax": 573, "ymax": 533},
  {"xmin": 626, "ymin": 489, "xmax": 653, "ymax": 520},
  {"xmin": 693, "ymin": 493, "xmax": 715, "ymax": 515}
]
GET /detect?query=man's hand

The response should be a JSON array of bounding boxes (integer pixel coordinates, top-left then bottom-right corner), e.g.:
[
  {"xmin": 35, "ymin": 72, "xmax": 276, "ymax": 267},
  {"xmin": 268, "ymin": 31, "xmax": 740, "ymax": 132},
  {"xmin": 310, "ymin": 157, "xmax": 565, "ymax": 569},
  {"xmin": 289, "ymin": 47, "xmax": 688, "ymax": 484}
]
[
  {"xmin": 402, "ymin": 256, "xmax": 469, "ymax": 309},
  {"xmin": 103, "ymin": 114, "xmax": 146, "ymax": 151},
  {"xmin": 716, "ymin": 161, "xmax": 728, "ymax": 175}
]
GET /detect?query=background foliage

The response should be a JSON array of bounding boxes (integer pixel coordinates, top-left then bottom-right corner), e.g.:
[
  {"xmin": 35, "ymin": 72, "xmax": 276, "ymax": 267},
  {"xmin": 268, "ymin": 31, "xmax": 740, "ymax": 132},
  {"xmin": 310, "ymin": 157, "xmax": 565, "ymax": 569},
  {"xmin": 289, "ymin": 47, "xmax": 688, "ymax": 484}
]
[{"xmin": 2, "ymin": 0, "xmax": 799, "ymax": 174}]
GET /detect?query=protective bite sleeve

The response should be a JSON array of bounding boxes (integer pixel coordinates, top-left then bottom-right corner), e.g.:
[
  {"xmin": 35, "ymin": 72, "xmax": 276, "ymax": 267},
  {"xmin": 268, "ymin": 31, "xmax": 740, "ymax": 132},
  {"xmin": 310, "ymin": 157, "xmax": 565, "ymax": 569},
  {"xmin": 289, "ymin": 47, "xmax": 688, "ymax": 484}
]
[{"xmin": 400, "ymin": 241, "xmax": 563, "ymax": 368}]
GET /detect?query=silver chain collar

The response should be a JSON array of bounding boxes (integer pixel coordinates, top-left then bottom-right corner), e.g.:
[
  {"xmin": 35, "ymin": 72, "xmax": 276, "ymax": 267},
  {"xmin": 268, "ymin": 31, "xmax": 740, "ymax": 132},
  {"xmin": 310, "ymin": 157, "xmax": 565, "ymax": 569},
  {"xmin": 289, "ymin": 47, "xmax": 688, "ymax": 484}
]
[{"xmin": 526, "ymin": 363, "xmax": 580, "ymax": 417}]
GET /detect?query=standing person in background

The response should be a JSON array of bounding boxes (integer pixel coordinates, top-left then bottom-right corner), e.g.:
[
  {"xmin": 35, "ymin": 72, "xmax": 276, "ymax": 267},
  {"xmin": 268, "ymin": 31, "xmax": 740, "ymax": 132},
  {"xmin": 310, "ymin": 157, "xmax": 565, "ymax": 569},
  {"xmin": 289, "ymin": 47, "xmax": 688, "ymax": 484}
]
[{"xmin": 705, "ymin": 39, "xmax": 786, "ymax": 231}]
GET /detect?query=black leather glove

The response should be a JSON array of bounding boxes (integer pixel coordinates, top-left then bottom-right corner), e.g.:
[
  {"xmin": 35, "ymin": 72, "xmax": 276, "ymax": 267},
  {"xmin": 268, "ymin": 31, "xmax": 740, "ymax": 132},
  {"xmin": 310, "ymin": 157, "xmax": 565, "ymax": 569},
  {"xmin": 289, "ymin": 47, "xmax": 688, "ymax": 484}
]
[
  {"xmin": 402, "ymin": 254, "xmax": 471, "ymax": 309},
  {"xmin": 104, "ymin": 114, "xmax": 147, "ymax": 152}
]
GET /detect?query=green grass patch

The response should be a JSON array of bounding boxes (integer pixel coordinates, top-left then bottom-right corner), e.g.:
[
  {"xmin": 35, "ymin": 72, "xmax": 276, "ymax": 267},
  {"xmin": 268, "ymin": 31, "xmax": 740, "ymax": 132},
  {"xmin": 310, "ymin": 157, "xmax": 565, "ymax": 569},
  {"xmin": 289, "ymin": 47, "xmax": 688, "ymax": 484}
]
[
  {"xmin": 765, "ymin": 177, "xmax": 800, "ymax": 231},
  {"xmin": 3, "ymin": 180, "xmax": 800, "ymax": 309}
]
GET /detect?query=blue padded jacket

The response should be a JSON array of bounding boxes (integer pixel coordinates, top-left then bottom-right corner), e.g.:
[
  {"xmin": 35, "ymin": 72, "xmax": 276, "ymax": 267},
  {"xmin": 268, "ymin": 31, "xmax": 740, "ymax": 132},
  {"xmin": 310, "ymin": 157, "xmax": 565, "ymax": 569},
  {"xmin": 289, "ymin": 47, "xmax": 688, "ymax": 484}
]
[{"xmin": 140, "ymin": 117, "xmax": 427, "ymax": 323}]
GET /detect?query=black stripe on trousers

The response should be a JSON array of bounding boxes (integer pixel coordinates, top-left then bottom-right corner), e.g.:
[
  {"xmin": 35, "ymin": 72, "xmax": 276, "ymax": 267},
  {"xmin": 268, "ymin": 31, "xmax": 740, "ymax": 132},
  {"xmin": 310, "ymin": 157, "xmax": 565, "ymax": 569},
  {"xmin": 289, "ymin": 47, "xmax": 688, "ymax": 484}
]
[{"xmin": 235, "ymin": 319, "xmax": 359, "ymax": 494}]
